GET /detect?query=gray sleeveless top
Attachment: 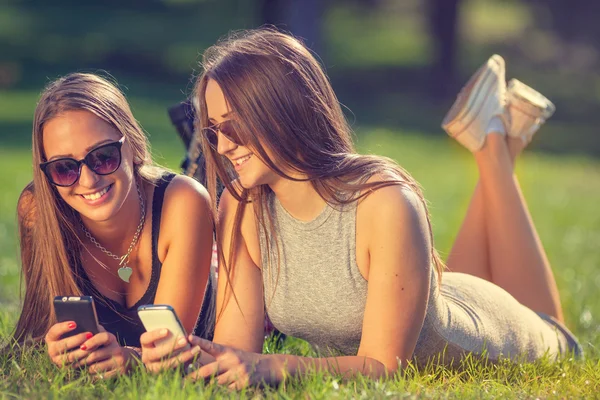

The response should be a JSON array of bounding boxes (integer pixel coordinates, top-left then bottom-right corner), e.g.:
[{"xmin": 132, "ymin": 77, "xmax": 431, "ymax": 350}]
[{"xmin": 259, "ymin": 191, "xmax": 580, "ymax": 365}]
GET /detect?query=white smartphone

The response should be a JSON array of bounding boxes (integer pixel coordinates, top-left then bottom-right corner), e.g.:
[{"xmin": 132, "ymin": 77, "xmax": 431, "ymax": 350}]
[{"xmin": 137, "ymin": 304, "xmax": 189, "ymax": 349}]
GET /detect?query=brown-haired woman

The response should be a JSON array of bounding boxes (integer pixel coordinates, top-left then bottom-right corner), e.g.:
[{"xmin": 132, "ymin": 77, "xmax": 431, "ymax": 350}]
[
  {"xmin": 141, "ymin": 29, "xmax": 581, "ymax": 387},
  {"xmin": 14, "ymin": 73, "xmax": 214, "ymax": 378}
]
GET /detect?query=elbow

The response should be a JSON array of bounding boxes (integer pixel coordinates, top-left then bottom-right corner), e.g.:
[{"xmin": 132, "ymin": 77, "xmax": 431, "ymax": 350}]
[
  {"xmin": 360, "ymin": 357, "xmax": 399, "ymax": 379},
  {"xmin": 375, "ymin": 356, "xmax": 408, "ymax": 378},
  {"xmin": 383, "ymin": 359, "xmax": 403, "ymax": 377}
]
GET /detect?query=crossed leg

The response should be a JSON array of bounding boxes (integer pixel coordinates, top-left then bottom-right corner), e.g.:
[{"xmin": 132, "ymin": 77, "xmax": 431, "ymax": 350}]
[{"xmin": 446, "ymin": 133, "xmax": 564, "ymax": 322}]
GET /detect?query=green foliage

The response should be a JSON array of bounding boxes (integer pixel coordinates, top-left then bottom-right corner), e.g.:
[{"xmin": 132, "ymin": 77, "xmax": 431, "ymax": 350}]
[
  {"xmin": 1, "ymin": 0, "xmax": 599, "ymax": 390},
  {"xmin": 0, "ymin": 84, "xmax": 599, "ymax": 396}
]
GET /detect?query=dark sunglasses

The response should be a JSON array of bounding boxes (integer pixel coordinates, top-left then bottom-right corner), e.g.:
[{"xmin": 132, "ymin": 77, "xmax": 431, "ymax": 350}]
[
  {"xmin": 202, "ymin": 120, "xmax": 244, "ymax": 150},
  {"xmin": 40, "ymin": 137, "xmax": 125, "ymax": 187}
]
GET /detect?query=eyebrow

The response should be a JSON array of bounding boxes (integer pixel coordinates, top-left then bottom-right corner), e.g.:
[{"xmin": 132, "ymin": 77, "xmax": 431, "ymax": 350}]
[
  {"xmin": 208, "ymin": 111, "xmax": 233, "ymax": 123},
  {"xmin": 48, "ymin": 139, "xmax": 115, "ymax": 161}
]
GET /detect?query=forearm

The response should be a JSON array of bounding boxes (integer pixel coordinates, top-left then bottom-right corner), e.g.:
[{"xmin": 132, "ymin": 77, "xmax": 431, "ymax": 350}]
[{"xmin": 268, "ymin": 354, "xmax": 391, "ymax": 382}]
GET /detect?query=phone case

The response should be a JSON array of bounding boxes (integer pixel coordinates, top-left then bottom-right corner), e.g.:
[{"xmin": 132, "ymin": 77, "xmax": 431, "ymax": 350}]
[
  {"xmin": 53, "ymin": 296, "xmax": 100, "ymax": 338},
  {"xmin": 137, "ymin": 304, "xmax": 188, "ymax": 347}
]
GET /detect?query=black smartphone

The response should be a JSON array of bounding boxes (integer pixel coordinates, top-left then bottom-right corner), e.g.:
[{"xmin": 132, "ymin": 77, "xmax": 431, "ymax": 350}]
[{"xmin": 53, "ymin": 296, "xmax": 101, "ymax": 339}]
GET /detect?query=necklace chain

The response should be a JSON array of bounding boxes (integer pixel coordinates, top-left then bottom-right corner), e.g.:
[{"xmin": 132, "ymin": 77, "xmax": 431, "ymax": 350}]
[{"xmin": 80, "ymin": 182, "xmax": 146, "ymax": 267}]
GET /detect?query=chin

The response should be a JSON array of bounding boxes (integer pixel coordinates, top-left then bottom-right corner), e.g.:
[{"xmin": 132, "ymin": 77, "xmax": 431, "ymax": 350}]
[
  {"xmin": 238, "ymin": 173, "xmax": 268, "ymax": 190},
  {"xmin": 72, "ymin": 203, "xmax": 118, "ymax": 223}
]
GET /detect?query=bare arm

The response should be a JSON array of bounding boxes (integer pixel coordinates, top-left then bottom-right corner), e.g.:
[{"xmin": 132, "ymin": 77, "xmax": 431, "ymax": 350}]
[
  {"xmin": 152, "ymin": 175, "xmax": 214, "ymax": 333},
  {"xmin": 212, "ymin": 188, "xmax": 265, "ymax": 353},
  {"xmin": 189, "ymin": 183, "xmax": 432, "ymax": 386}
]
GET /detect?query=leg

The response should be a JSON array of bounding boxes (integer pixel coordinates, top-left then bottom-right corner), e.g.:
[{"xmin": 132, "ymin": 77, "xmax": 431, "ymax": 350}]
[
  {"xmin": 475, "ymin": 133, "xmax": 564, "ymax": 321},
  {"xmin": 446, "ymin": 182, "xmax": 492, "ymax": 281}
]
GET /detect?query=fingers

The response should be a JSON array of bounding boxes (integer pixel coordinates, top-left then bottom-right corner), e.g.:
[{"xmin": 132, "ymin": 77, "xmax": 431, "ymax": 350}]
[
  {"xmin": 195, "ymin": 338, "xmax": 226, "ymax": 357},
  {"xmin": 45, "ymin": 321, "xmax": 78, "ymax": 343},
  {"xmin": 186, "ymin": 336, "xmax": 217, "ymax": 365},
  {"xmin": 187, "ymin": 360, "xmax": 222, "ymax": 381},
  {"xmin": 165, "ymin": 345, "xmax": 202, "ymax": 369},
  {"xmin": 140, "ymin": 329, "xmax": 169, "ymax": 349},
  {"xmin": 47, "ymin": 332, "xmax": 91, "ymax": 363},
  {"xmin": 79, "ymin": 331, "xmax": 115, "ymax": 352},
  {"xmin": 88, "ymin": 357, "xmax": 124, "ymax": 376},
  {"xmin": 141, "ymin": 335, "xmax": 190, "ymax": 364},
  {"xmin": 221, "ymin": 368, "xmax": 249, "ymax": 389},
  {"xmin": 72, "ymin": 346, "xmax": 113, "ymax": 369},
  {"xmin": 188, "ymin": 359, "xmax": 250, "ymax": 389}
]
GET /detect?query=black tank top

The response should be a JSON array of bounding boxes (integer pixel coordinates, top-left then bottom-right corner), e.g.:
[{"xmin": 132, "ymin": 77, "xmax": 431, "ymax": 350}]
[{"xmin": 76, "ymin": 173, "xmax": 214, "ymax": 347}]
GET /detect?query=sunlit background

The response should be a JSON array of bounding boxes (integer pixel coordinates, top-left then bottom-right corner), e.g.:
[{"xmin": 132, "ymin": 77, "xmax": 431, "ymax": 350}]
[{"xmin": 1, "ymin": 0, "xmax": 599, "ymax": 355}]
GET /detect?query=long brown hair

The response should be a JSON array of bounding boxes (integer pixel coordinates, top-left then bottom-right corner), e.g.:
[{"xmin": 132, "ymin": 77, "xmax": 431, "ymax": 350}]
[
  {"xmin": 193, "ymin": 29, "xmax": 445, "ymax": 317},
  {"xmin": 14, "ymin": 73, "xmax": 163, "ymax": 343}
]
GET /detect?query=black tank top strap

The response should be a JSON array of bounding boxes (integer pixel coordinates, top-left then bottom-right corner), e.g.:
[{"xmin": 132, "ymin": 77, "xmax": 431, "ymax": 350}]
[{"xmin": 143, "ymin": 172, "xmax": 177, "ymax": 302}]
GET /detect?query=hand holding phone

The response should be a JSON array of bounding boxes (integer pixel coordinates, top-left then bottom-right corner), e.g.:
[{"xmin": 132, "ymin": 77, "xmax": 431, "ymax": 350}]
[
  {"xmin": 53, "ymin": 296, "xmax": 100, "ymax": 338},
  {"xmin": 138, "ymin": 304, "xmax": 190, "ymax": 350}
]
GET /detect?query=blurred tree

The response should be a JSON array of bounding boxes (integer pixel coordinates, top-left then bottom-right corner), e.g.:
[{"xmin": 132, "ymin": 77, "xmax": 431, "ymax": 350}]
[
  {"xmin": 260, "ymin": 0, "xmax": 326, "ymax": 54},
  {"xmin": 426, "ymin": 0, "xmax": 461, "ymax": 98},
  {"xmin": 526, "ymin": 0, "xmax": 600, "ymax": 68}
]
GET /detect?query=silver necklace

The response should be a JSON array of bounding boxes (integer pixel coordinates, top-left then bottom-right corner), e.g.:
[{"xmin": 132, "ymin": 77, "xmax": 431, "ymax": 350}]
[
  {"xmin": 81, "ymin": 245, "xmax": 126, "ymax": 296},
  {"xmin": 80, "ymin": 182, "xmax": 146, "ymax": 283}
]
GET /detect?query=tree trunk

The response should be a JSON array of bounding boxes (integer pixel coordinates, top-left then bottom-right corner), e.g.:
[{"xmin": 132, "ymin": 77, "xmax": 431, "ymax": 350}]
[{"xmin": 427, "ymin": 0, "xmax": 461, "ymax": 98}]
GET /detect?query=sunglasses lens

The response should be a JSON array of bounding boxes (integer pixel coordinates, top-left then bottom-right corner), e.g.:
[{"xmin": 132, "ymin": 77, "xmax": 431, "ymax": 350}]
[
  {"xmin": 86, "ymin": 144, "xmax": 121, "ymax": 175},
  {"xmin": 201, "ymin": 127, "xmax": 218, "ymax": 150},
  {"xmin": 219, "ymin": 120, "xmax": 242, "ymax": 145},
  {"xmin": 46, "ymin": 160, "xmax": 79, "ymax": 186}
]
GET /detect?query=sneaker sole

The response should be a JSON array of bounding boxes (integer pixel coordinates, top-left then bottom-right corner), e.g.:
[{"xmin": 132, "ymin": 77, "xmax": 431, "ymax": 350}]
[
  {"xmin": 442, "ymin": 55, "xmax": 505, "ymax": 139},
  {"xmin": 506, "ymin": 79, "xmax": 555, "ymax": 138}
]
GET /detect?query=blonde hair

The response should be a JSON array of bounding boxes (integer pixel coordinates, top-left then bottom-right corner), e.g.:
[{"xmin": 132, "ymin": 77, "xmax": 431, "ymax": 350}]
[{"xmin": 15, "ymin": 73, "xmax": 163, "ymax": 342}]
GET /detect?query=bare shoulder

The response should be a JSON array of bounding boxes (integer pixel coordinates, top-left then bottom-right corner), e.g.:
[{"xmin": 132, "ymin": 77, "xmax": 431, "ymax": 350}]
[
  {"xmin": 162, "ymin": 174, "xmax": 211, "ymax": 212},
  {"xmin": 159, "ymin": 175, "xmax": 213, "ymax": 238},
  {"xmin": 218, "ymin": 186, "xmax": 258, "ymax": 233},
  {"xmin": 357, "ymin": 173, "xmax": 426, "ymax": 229},
  {"xmin": 17, "ymin": 183, "xmax": 36, "ymax": 229},
  {"xmin": 217, "ymin": 186, "xmax": 238, "ymax": 219}
]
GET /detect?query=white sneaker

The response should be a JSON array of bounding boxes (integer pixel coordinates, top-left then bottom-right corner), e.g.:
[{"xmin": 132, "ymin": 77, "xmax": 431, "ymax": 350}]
[
  {"xmin": 505, "ymin": 79, "xmax": 555, "ymax": 145},
  {"xmin": 442, "ymin": 55, "xmax": 507, "ymax": 152}
]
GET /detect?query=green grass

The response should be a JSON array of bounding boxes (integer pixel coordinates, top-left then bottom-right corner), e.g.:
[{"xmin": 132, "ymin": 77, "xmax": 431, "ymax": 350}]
[{"xmin": 1, "ymin": 85, "xmax": 600, "ymax": 397}]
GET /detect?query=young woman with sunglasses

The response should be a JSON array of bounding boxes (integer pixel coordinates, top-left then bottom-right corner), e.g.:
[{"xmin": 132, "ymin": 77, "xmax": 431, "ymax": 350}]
[
  {"xmin": 14, "ymin": 73, "xmax": 214, "ymax": 378},
  {"xmin": 141, "ymin": 29, "xmax": 581, "ymax": 387}
]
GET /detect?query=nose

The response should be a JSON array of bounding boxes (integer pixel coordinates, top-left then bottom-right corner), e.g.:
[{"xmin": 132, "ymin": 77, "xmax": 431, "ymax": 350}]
[
  {"xmin": 216, "ymin": 131, "xmax": 238, "ymax": 155},
  {"xmin": 77, "ymin": 163, "xmax": 100, "ymax": 188}
]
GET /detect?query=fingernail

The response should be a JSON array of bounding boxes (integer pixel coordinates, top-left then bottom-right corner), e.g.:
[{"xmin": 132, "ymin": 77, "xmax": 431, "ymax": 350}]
[
  {"xmin": 160, "ymin": 328, "xmax": 168, "ymax": 336},
  {"xmin": 191, "ymin": 346, "xmax": 201, "ymax": 355},
  {"xmin": 80, "ymin": 344, "xmax": 87, "ymax": 351},
  {"xmin": 177, "ymin": 337, "xmax": 187, "ymax": 346},
  {"xmin": 68, "ymin": 322, "xmax": 76, "ymax": 329},
  {"xmin": 86, "ymin": 332, "xmax": 93, "ymax": 339}
]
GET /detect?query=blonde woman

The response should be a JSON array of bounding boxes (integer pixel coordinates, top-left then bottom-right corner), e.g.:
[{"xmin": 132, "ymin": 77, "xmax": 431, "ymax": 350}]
[{"xmin": 14, "ymin": 73, "xmax": 214, "ymax": 378}]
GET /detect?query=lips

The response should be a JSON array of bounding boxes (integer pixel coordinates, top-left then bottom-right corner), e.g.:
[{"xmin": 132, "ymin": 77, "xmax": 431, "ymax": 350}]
[
  {"xmin": 232, "ymin": 154, "xmax": 252, "ymax": 169},
  {"xmin": 80, "ymin": 184, "xmax": 112, "ymax": 201}
]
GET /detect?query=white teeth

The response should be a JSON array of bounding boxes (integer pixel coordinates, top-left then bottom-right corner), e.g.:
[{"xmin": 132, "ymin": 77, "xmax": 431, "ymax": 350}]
[
  {"xmin": 235, "ymin": 155, "xmax": 252, "ymax": 166},
  {"xmin": 82, "ymin": 185, "xmax": 110, "ymax": 201}
]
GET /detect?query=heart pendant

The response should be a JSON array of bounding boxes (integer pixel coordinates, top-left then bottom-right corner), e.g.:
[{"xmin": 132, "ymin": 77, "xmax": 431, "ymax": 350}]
[{"xmin": 117, "ymin": 266, "xmax": 133, "ymax": 283}]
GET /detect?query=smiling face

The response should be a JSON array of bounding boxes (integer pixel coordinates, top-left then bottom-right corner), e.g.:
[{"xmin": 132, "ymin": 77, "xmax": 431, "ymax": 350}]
[
  {"xmin": 42, "ymin": 109, "xmax": 136, "ymax": 222},
  {"xmin": 204, "ymin": 78, "xmax": 281, "ymax": 189}
]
